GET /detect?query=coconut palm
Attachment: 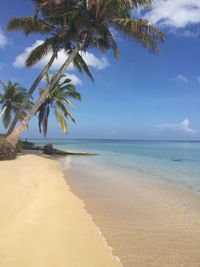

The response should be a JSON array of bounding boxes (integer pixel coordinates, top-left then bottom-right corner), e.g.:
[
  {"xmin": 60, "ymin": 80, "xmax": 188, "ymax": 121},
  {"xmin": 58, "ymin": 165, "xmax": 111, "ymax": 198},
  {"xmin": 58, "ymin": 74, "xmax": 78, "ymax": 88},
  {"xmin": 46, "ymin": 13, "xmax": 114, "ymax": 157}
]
[
  {"xmin": 0, "ymin": 80, "xmax": 33, "ymax": 130},
  {"xmin": 6, "ymin": 0, "xmax": 165, "ymax": 147},
  {"xmin": 7, "ymin": 10, "xmax": 93, "ymax": 136},
  {"xmin": 37, "ymin": 73, "xmax": 80, "ymax": 136}
]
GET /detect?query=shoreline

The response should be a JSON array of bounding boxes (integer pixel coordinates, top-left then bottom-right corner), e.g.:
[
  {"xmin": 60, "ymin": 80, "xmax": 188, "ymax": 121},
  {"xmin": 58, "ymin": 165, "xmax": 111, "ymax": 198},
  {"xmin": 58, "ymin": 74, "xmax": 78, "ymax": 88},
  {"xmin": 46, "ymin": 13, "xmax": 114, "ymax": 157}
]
[
  {"xmin": 59, "ymin": 156, "xmax": 123, "ymax": 267},
  {"xmin": 0, "ymin": 154, "xmax": 120, "ymax": 267},
  {"xmin": 66, "ymin": 156, "xmax": 200, "ymax": 267},
  {"xmin": 1, "ymin": 151, "xmax": 200, "ymax": 266}
]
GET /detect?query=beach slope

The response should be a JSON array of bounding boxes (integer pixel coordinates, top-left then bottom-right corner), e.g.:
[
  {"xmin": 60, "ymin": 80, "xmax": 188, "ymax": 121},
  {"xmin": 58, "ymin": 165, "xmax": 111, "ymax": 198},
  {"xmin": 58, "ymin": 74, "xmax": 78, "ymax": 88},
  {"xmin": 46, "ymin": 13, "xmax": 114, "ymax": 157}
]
[{"xmin": 0, "ymin": 155, "xmax": 119, "ymax": 267}]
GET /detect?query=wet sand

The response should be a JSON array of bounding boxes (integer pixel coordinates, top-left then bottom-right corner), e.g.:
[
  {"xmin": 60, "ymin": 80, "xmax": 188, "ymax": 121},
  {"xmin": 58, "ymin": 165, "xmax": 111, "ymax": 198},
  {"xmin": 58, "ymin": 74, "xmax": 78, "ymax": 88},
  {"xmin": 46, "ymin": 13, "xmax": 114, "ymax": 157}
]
[
  {"xmin": 66, "ymin": 157, "xmax": 200, "ymax": 267},
  {"xmin": 0, "ymin": 155, "xmax": 119, "ymax": 267}
]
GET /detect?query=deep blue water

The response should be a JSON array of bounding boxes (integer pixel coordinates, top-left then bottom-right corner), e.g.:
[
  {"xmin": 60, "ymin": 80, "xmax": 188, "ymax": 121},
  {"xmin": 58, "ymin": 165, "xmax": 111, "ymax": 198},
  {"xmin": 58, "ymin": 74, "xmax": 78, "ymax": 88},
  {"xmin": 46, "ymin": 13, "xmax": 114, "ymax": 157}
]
[{"xmin": 27, "ymin": 139, "xmax": 200, "ymax": 193}]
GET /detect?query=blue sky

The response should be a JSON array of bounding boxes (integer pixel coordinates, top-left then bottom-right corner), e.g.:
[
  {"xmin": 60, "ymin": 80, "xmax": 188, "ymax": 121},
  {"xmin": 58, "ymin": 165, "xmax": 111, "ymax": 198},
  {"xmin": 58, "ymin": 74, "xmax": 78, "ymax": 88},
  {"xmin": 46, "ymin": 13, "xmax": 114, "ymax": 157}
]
[{"xmin": 0, "ymin": 0, "xmax": 200, "ymax": 140}]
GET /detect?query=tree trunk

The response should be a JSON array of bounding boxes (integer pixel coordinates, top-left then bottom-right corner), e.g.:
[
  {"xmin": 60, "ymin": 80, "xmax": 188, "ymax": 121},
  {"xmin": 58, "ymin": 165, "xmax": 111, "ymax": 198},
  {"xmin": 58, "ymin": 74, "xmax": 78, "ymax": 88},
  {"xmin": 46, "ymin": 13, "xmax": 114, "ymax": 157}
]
[
  {"xmin": 6, "ymin": 51, "xmax": 57, "ymax": 136},
  {"xmin": 0, "ymin": 106, "xmax": 7, "ymax": 119},
  {"xmin": 6, "ymin": 37, "xmax": 87, "ymax": 146}
]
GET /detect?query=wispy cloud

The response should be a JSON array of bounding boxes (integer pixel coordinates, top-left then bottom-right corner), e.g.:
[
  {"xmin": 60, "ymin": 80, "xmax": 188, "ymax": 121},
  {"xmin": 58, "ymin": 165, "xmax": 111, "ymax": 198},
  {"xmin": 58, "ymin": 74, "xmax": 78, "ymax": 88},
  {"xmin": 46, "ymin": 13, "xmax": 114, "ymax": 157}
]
[
  {"xmin": 0, "ymin": 27, "xmax": 7, "ymax": 48},
  {"xmin": 145, "ymin": 0, "xmax": 200, "ymax": 29},
  {"xmin": 169, "ymin": 28, "xmax": 200, "ymax": 38},
  {"xmin": 157, "ymin": 118, "xmax": 197, "ymax": 134},
  {"xmin": 181, "ymin": 30, "xmax": 199, "ymax": 38},
  {"xmin": 13, "ymin": 40, "xmax": 109, "ymax": 71},
  {"xmin": 175, "ymin": 74, "xmax": 189, "ymax": 84}
]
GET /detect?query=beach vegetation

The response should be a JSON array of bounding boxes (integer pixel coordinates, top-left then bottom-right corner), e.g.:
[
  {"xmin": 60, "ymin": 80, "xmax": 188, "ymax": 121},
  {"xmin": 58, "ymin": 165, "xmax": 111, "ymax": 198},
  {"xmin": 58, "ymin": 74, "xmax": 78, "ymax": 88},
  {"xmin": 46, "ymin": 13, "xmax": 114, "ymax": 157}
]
[
  {"xmin": 37, "ymin": 72, "xmax": 81, "ymax": 136},
  {"xmin": 0, "ymin": 80, "xmax": 33, "ymax": 130}
]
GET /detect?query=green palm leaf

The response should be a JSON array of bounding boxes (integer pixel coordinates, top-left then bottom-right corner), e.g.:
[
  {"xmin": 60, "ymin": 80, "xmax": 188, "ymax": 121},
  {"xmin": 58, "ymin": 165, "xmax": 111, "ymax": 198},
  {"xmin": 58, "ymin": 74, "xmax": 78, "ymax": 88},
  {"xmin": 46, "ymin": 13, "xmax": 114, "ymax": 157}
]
[
  {"xmin": 0, "ymin": 80, "xmax": 32, "ymax": 129},
  {"xmin": 54, "ymin": 108, "xmax": 68, "ymax": 133},
  {"xmin": 112, "ymin": 18, "xmax": 166, "ymax": 53},
  {"xmin": 37, "ymin": 72, "xmax": 80, "ymax": 136},
  {"xmin": 8, "ymin": 17, "xmax": 53, "ymax": 35},
  {"xmin": 26, "ymin": 37, "xmax": 57, "ymax": 67},
  {"xmin": 73, "ymin": 53, "xmax": 94, "ymax": 81}
]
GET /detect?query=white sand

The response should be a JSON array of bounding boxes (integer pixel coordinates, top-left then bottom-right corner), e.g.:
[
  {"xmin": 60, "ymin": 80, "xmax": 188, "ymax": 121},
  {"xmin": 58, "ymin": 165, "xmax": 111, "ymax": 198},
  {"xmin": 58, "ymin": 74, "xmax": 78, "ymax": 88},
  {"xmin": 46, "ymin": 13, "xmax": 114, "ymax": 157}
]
[{"xmin": 0, "ymin": 155, "xmax": 119, "ymax": 267}]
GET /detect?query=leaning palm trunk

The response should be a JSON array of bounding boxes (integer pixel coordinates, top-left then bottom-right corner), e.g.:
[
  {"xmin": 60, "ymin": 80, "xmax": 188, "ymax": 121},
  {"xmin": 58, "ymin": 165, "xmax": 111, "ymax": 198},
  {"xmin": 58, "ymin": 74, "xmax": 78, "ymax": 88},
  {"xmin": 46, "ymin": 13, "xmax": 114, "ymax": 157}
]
[
  {"xmin": 0, "ymin": 106, "xmax": 7, "ymax": 119},
  {"xmin": 6, "ymin": 35, "xmax": 87, "ymax": 146},
  {"xmin": 6, "ymin": 51, "xmax": 57, "ymax": 136}
]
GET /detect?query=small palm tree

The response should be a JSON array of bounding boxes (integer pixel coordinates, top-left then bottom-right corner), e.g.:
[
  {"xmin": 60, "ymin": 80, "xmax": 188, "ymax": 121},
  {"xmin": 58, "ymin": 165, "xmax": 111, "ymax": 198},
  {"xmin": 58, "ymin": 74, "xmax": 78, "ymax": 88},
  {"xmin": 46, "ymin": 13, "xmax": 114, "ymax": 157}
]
[
  {"xmin": 37, "ymin": 73, "xmax": 81, "ymax": 136},
  {"xmin": 0, "ymin": 80, "xmax": 33, "ymax": 130}
]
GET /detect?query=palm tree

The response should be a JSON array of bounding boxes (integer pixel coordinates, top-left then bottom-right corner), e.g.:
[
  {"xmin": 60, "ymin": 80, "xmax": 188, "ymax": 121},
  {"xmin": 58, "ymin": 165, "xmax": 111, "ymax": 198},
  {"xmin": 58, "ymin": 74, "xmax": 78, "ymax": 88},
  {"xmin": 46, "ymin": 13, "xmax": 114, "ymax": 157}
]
[
  {"xmin": 37, "ymin": 73, "xmax": 80, "ymax": 136},
  {"xmin": 6, "ymin": 9, "xmax": 93, "ymax": 135},
  {"xmin": 0, "ymin": 80, "xmax": 33, "ymax": 130},
  {"xmin": 6, "ymin": 0, "xmax": 165, "ymax": 146}
]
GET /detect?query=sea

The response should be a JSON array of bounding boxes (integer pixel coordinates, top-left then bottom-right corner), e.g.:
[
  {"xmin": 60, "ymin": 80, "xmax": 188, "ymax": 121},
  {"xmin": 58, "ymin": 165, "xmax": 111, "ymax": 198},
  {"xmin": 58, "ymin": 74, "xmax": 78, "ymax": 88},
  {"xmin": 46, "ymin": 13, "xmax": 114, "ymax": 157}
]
[
  {"xmin": 26, "ymin": 138, "xmax": 200, "ymax": 266},
  {"xmin": 28, "ymin": 139, "xmax": 200, "ymax": 193}
]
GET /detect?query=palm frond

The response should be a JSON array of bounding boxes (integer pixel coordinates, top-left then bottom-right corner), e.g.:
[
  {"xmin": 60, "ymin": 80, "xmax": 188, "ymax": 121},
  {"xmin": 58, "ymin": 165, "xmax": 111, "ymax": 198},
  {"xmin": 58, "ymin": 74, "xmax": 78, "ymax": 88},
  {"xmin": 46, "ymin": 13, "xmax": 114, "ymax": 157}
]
[
  {"xmin": 56, "ymin": 101, "xmax": 76, "ymax": 123},
  {"xmin": 73, "ymin": 53, "xmax": 94, "ymax": 81},
  {"xmin": 0, "ymin": 80, "xmax": 7, "ymax": 92},
  {"xmin": 63, "ymin": 87, "xmax": 81, "ymax": 101},
  {"xmin": 112, "ymin": 18, "xmax": 166, "ymax": 53},
  {"xmin": 38, "ymin": 103, "xmax": 50, "ymax": 136},
  {"xmin": 93, "ymin": 24, "xmax": 120, "ymax": 58},
  {"xmin": 62, "ymin": 98, "xmax": 76, "ymax": 109},
  {"xmin": 64, "ymin": 108, "xmax": 76, "ymax": 123},
  {"xmin": 54, "ymin": 107, "xmax": 68, "ymax": 133},
  {"xmin": 26, "ymin": 37, "xmax": 56, "ymax": 67},
  {"xmin": 8, "ymin": 17, "xmax": 53, "ymax": 35}
]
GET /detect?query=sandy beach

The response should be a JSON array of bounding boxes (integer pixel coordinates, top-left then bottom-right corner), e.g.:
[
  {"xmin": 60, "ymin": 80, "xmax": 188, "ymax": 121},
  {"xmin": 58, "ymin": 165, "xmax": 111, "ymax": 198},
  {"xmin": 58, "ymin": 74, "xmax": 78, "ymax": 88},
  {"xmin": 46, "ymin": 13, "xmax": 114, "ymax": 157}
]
[{"xmin": 0, "ymin": 154, "xmax": 119, "ymax": 267}]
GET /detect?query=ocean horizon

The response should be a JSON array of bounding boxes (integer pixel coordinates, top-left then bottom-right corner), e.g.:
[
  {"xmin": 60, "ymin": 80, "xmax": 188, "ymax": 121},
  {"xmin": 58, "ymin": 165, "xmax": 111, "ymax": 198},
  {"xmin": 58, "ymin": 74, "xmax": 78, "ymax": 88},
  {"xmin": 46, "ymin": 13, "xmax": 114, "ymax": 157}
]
[{"xmin": 27, "ymin": 138, "xmax": 200, "ymax": 194}]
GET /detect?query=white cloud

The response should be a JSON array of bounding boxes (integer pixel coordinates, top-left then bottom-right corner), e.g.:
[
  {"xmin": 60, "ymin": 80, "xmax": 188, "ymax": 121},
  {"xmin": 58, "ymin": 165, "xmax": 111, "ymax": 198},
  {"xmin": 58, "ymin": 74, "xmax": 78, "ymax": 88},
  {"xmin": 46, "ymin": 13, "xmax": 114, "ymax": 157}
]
[
  {"xmin": 43, "ymin": 71, "xmax": 82, "ymax": 86},
  {"xmin": 13, "ymin": 40, "xmax": 109, "ymax": 71},
  {"xmin": 65, "ymin": 73, "xmax": 82, "ymax": 85},
  {"xmin": 79, "ymin": 51, "xmax": 109, "ymax": 70},
  {"xmin": 145, "ymin": 0, "xmax": 200, "ymax": 28},
  {"xmin": 157, "ymin": 118, "xmax": 196, "ymax": 134},
  {"xmin": 0, "ymin": 28, "xmax": 7, "ymax": 48},
  {"xmin": 175, "ymin": 74, "xmax": 189, "ymax": 84}
]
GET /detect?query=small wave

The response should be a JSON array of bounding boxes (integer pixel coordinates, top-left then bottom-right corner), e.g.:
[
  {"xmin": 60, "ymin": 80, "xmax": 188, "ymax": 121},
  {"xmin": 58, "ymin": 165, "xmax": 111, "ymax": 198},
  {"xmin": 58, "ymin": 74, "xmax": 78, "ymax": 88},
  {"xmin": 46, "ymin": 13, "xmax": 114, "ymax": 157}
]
[{"xmin": 60, "ymin": 156, "xmax": 72, "ymax": 171}]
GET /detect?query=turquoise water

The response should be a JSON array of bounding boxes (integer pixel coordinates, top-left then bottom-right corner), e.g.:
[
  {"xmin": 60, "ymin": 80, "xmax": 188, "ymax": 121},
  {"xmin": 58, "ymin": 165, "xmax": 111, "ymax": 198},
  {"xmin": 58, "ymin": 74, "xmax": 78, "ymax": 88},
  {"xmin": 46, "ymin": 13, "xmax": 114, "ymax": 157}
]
[{"xmin": 28, "ymin": 139, "xmax": 200, "ymax": 193}]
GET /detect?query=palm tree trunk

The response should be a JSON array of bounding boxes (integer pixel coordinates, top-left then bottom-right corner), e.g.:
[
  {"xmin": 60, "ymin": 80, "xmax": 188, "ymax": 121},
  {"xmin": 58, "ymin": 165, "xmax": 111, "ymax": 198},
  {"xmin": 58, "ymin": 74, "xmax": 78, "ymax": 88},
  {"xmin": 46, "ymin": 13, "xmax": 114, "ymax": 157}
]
[
  {"xmin": 6, "ymin": 35, "xmax": 87, "ymax": 146},
  {"xmin": 0, "ymin": 106, "xmax": 7, "ymax": 118},
  {"xmin": 6, "ymin": 51, "xmax": 57, "ymax": 136}
]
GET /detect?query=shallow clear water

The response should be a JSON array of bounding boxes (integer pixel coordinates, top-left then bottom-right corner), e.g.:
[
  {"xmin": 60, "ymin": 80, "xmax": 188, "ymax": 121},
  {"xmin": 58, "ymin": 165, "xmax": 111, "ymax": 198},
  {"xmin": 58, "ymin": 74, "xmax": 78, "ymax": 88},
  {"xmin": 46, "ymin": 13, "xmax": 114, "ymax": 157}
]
[
  {"xmin": 28, "ymin": 138, "xmax": 200, "ymax": 193},
  {"xmin": 28, "ymin": 138, "xmax": 200, "ymax": 266}
]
